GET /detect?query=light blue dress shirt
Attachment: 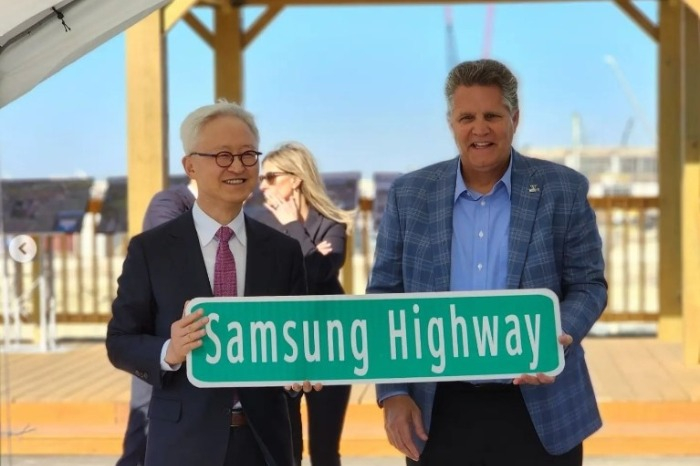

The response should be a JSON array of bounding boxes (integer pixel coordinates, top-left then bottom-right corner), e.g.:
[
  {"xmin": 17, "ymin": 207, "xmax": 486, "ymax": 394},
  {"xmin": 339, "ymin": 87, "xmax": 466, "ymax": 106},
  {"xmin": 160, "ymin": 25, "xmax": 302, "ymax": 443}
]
[
  {"xmin": 450, "ymin": 153, "xmax": 513, "ymax": 384},
  {"xmin": 450, "ymin": 154, "xmax": 512, "ymax": 292}
]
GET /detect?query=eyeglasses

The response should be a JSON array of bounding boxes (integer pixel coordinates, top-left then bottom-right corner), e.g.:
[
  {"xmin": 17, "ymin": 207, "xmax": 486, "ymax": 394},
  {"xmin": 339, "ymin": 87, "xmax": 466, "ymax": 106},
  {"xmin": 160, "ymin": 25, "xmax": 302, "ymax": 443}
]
[
  {"xmin": 258, "ymin": 172, "xmax": 290, "ymax": 184},
  {"xmin": 189, "ymin": 150, "xmax": 261, "ymax": 168}
]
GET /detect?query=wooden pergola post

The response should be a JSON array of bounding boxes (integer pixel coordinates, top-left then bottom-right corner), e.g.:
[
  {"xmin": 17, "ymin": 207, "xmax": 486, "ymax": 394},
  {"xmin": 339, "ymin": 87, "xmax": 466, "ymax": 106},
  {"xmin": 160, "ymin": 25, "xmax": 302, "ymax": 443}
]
[
  {"xmin": 125, "ymin": 10, "xmax": 168, "ymax": 238},
  {"xmin": 681, "ymin": 2, "xmax": 700, "ymax": 365},
  {"xmin": 214, "ymin": 5, "xmax": 244, "ymax": 103},
  {"xmin": 657, "ymin": 0, "xmax": 683, "ymax": 341}
]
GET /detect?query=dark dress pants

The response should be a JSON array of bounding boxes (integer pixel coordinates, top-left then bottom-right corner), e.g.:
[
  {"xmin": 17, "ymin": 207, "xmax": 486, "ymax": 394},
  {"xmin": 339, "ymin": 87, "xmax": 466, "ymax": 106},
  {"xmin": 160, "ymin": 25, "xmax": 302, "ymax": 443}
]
[
  {"xmin": 287, "ymin": 384, "xmax": 352, "ymax": 466},
  {"xmin": 224, "ymin": 425, "xmax": 267, "ymax": 466},
  {"xmin": 116, "ymin": 376, "xmax": 151, "ymax": 466},
  {"xmin": 406, "ymin": 382, "xmax": 583, "ymax": 466}
]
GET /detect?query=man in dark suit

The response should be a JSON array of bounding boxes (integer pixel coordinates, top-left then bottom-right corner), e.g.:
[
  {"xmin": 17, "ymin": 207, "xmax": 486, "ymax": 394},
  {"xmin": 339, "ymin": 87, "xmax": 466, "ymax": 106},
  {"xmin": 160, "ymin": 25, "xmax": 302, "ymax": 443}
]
[
  {"xmin": 368, "ymin": 59, "xmax": 607, "ymax": 466},
  {"xmin": 142, "ymin": 181, "xmax": 197, "ymax": 231},
  {"xmin": 107, "ymin": 101, "xmax": 310, "ymax": 466},
  {"xmin": 116, "ymin": 180, "xmax": 196, "ymax": 466}
]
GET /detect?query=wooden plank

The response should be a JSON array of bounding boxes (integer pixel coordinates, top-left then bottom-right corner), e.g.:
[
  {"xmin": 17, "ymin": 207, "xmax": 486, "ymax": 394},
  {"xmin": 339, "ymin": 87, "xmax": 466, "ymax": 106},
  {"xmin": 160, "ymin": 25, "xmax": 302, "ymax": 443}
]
[
  {"xmin": 613, "ymin": 0, "xmax": 659, "ymax": 41},
  {"xmin": 163, "ymin": 0, "xmax": 199, "ymax": 31},
  {"xmin": 584, "ymin": 339, "xmax": 635, "ymax": 402},
  {"xmin": 611, "ymin": 339, "xmax": 669, "ymax": 400},
  {"xmin": 639, "ymin": 339, "xmax": 691, "ymax": 400},
  {"xmin": 3, "ymin": 339, "xmax": 700, "ymax": 404}
]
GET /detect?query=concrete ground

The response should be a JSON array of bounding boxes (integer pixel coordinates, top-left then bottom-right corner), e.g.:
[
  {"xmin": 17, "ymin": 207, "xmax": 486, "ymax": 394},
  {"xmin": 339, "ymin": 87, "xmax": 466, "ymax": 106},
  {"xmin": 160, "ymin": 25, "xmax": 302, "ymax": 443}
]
[{"xmin": 2, "ymin": 457, "xmax": 700, "ymax": 466}]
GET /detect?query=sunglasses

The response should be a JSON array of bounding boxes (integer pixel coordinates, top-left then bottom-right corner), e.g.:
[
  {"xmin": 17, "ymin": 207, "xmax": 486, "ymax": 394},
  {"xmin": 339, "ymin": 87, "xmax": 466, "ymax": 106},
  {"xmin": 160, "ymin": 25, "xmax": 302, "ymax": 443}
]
[{"xmin": 258, "ymin": 172, "xmax": 290, "ymax": 184}]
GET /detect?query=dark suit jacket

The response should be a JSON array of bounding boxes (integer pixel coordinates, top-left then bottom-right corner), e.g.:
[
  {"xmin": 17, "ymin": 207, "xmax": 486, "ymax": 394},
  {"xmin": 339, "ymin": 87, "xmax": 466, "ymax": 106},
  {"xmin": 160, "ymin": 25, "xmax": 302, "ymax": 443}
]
[
  {"xmin": 142, "ymin": 184, "xmax": 196, "ymax": 231},
  {"xmin": 263, "ymin": 207, "xmax": 346, "ymax": 295},
  {"xmin": 106, "ymin": 211, "xmax": 306, "ymax": 466}
]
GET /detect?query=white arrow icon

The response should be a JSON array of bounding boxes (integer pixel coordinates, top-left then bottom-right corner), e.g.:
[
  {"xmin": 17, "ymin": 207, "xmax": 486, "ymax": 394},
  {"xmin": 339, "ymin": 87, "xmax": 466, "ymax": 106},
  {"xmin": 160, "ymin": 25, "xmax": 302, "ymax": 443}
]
[{"xmin": 9, "ymin": 235, "xmax": 37, "ymax": 263}]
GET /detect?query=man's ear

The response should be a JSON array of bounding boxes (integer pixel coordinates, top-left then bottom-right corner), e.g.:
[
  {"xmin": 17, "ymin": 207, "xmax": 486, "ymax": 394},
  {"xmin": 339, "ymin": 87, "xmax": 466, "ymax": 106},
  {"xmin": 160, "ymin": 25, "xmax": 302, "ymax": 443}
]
[
  {"xmin": 182, "ymin": 155, "xmax": 194, "ymax": 176},
  {"xmin": 511, "ymin": 109, "xmax": 520, "ymax": 132}
]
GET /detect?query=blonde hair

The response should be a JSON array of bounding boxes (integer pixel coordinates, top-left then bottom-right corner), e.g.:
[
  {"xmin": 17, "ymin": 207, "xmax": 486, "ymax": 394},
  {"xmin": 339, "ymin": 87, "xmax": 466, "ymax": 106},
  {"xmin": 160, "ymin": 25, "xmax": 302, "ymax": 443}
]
[{"xmin": 263, "ymin": 142, "xmax": 356, "ymax": 233}]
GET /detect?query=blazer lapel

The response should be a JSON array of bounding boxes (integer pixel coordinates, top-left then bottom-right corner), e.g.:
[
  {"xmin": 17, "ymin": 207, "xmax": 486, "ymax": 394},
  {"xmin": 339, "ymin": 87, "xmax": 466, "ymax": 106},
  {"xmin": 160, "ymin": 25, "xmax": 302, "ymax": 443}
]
[
  {"xmin": 243, "ymin": 217, "xmax": 275, "ymax": 296},
  {"xmin": 304, "ymin": 208, "xmax": 323, "ymax": 242},
  {"xmin": 168, "ymin": 211, "xmax": 213, "ymax": 298},
  {"xmin": 430, "ymin": 158, "xmax": 459, "ymax": 291},
  {"xmin": 507, "ymin": 151, "xmax": 542, "ymax": 288}
]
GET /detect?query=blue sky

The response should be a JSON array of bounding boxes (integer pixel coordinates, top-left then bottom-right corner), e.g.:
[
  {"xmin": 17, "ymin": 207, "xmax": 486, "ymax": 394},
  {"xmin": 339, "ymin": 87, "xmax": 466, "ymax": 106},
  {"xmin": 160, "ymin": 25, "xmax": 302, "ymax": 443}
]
[{"xmin": 0, "ymin": 2, "xmax": 658, "ymax": 180}]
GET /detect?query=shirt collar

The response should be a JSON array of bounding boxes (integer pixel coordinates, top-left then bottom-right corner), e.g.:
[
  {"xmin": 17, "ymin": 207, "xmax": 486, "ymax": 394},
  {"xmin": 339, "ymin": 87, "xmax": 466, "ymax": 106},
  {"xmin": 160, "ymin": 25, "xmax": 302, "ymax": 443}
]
[
  {"xmin": 454, "ymin": 148, "xmax": 514, "ymax": 201},
  {"xmin": 192, "ymin": 202, "xmax": 247, "ymax": 247}
]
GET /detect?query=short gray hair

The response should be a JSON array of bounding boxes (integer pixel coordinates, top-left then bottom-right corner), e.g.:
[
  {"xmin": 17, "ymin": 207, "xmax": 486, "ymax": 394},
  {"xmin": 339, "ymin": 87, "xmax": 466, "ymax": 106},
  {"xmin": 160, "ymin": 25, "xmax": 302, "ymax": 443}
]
[
  {"xmin": 445, "ymin": 59, "xmax": 519, "ymax": 116},
  {"xmin": 180, "ymin": 100, "xmax": 260, "ymax": 154}
]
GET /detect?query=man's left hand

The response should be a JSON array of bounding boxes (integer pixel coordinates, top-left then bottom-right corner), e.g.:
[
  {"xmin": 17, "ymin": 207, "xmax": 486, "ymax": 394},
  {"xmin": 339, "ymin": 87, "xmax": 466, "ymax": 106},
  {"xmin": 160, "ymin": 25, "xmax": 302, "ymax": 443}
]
[{"xmin": 512, "ymin": 333, "xmax": 573, "ymax": 386}]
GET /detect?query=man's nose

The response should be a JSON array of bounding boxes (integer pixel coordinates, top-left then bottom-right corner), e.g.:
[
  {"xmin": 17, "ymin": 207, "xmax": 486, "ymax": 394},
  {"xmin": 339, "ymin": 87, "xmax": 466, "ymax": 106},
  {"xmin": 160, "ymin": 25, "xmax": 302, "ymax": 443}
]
[
  {"xmin": 227, "ymin": 157, "xmax": 246, "ymax": 173},
  {"xmin": 471, "ymin": 119, "xmax": 490, "ymax": 135}
]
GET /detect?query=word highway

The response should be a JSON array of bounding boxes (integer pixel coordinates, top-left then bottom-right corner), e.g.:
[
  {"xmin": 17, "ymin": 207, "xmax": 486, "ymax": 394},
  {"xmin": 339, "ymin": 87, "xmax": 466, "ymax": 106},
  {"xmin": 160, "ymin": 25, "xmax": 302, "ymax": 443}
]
[
  {"xmin": 202, "ymin": 302, "xmax": 543, "ymax": 376},
  {"xmin": 388, "ymin": 304, "xmax": 542, "ymax": 373}
]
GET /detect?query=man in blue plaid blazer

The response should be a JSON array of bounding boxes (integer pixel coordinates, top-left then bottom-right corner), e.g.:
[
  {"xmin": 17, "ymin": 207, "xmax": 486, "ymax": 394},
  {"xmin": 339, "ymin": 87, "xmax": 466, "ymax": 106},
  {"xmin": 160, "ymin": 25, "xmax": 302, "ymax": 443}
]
[{"xmin": 367, "ymin": 59, "xmax": 607, "ymax": 466}]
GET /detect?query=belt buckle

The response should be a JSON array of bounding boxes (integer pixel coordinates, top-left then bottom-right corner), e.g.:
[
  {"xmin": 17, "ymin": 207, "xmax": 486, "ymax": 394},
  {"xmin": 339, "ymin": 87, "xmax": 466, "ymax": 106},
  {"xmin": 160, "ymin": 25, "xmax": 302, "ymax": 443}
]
[{"xmin": 230, "ymin": 409, "xmax": 247, "ymax": 428}]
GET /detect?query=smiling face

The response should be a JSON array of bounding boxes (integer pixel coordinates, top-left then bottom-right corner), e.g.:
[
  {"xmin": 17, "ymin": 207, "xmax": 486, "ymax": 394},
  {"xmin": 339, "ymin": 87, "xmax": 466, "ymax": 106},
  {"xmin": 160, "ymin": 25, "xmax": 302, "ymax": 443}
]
[
  {"xmin": 448, "ymin": 84, "xmax": 519, "ymax": 191},
  {"xmin": 181, "ymin": 115, "xmax": 259, "ymax": 224}
]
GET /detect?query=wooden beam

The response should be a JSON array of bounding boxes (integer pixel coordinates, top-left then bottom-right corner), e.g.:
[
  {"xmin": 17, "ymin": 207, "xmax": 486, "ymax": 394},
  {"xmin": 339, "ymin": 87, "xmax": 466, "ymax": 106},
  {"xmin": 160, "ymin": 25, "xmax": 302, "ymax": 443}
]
[
  {"xmin": 164, "ymin": 0, "xmax": 200, "ymax": 32},
  {"xmin": 657, "ymin": 0, "xmax": 683, "ymax": 341},
  {"xmin": 243, "ymin": 5, "xmax": 284, "ymax": 48},
  {"xmin": 613, "ymin": 0, "xmax": 659, "ymax": 42},
  {"xmin": 684, "ymin": 0, "xmax": 700, "ymax": 18},
  {"xmin": 126, "ymin": 10, "xmax": 169, "ymax": 238},
  {"xmin": 681, "ymin": 3, "xmax": 700, "ymax": 365},
  {"xmin": 214, "ymin": 5, "xmax": 243, "ymax": 103},
  {"xmin": 342, "ymin": 232, "xmax": 355, "ymax": 294},
  {"xmin": 239, "ymin": 0, "xmax": 554, "ymax": 5},
  {"xmin": 184, "ymin": 12, "xmax": 214, "ymax": 47}
]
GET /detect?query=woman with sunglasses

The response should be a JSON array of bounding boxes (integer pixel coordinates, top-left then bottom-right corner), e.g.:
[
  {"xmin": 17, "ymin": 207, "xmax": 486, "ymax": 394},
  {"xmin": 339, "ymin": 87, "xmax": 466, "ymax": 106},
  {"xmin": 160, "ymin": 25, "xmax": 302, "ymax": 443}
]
[{"xmin": 259, "ymin": 142, "xmax": 355, "ymax": 466}]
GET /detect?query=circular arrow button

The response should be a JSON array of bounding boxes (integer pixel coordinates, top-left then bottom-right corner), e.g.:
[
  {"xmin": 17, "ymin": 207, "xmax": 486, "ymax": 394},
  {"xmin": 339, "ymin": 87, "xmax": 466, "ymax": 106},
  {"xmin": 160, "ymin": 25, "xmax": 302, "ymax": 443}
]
[{"xmin": 9, "ymin": 235, "xmax": 37, "ymax": 263}]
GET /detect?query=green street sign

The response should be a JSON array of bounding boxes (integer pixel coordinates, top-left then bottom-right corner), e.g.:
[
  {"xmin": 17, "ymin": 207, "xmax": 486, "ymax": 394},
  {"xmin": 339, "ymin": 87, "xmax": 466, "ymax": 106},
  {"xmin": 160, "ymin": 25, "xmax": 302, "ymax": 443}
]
[{"xmin": 185, "ymin": 289, "xmax": 564, "ymax": 387}]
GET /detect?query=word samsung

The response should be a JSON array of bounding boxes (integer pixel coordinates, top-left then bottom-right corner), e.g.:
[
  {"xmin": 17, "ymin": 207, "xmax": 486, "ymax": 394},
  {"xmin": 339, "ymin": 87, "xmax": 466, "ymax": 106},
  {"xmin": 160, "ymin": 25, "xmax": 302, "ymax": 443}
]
[{"xmin": 186, "ymin": 290, "xmax": 564, "ymax": 387}]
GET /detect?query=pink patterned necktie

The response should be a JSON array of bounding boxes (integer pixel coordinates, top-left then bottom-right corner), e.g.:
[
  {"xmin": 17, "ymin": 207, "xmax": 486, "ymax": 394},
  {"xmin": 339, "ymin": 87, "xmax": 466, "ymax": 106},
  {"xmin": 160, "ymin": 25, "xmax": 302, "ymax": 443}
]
[
  {"xmin": 214, "ymin": 226, "xmax": 240, "ymax": 407},
  {"xmin": 214, "ymin": 226, "xmax": 237, "ymax": 297}
]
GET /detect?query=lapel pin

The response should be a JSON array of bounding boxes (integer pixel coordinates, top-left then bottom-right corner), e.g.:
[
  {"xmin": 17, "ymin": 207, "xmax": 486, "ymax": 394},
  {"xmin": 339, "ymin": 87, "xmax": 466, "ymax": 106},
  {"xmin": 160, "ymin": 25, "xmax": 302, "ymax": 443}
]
[{"xmin": 528, "ymin": 184, "xmax": 540, "ymax": 193}]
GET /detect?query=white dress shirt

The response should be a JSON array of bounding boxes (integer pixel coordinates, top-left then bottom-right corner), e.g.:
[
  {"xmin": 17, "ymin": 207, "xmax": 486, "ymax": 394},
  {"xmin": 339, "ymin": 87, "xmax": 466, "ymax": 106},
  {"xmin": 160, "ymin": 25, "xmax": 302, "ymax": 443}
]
[{"xmin": 160, "ymin": 201, "xmax": 248, "ymax": 371}]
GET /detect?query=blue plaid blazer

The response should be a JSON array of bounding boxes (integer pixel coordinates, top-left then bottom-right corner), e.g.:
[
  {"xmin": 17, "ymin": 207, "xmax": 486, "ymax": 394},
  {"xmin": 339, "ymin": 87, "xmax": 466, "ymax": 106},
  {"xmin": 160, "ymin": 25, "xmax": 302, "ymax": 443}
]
[{"xmin": 368, "ymin": 150, "xmax": 607, "ymax": 455}]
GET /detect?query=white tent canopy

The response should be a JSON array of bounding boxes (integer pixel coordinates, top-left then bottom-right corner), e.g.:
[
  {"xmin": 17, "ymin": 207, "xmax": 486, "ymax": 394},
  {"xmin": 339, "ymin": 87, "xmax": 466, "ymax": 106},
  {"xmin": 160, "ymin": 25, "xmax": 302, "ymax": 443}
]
[{"xmin": 0, "ymin": 0, "xmax": 170, "ymax": 108}]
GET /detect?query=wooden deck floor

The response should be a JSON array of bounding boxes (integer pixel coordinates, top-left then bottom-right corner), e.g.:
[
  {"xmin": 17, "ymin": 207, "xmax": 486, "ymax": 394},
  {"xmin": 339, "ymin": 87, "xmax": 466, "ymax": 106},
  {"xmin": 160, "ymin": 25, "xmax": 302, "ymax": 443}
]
[{"xmin": 1, "ymin": 337, "xmax": 700, "ymax": 455}]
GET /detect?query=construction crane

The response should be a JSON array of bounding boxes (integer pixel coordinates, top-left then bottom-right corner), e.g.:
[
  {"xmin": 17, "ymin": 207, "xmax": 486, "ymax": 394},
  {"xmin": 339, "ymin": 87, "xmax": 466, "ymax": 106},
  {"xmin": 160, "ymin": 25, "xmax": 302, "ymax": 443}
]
[
  {"xmin": 444, "ymin": 6, "xmax": 459, "ymax": 70},
  {"xmin": 603, "ymin": 54, "xmax": 656, "ymax": 145},
  {"xmin": 443, "ymin": 3, "xmax": 495, "ymax": 71},
  {"xmin": 482, "ymin": 4, "xmax": 495, "ymax": 59}
]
